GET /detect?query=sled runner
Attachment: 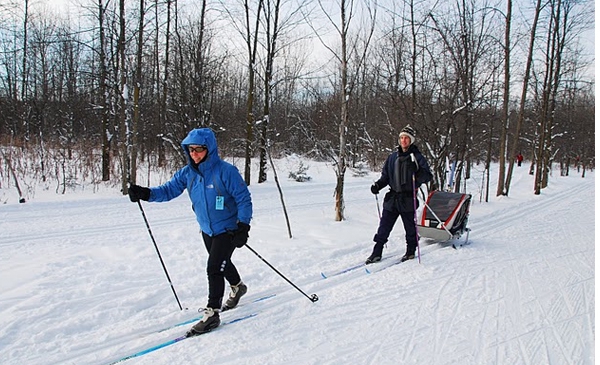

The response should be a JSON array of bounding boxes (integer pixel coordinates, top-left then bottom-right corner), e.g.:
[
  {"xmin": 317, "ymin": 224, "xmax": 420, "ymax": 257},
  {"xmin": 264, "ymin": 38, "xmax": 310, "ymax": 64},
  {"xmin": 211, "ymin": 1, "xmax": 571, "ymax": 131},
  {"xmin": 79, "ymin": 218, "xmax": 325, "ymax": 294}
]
[{"xmin": 418, "ymin": 191, "xmax": 472, "ymax": 247}]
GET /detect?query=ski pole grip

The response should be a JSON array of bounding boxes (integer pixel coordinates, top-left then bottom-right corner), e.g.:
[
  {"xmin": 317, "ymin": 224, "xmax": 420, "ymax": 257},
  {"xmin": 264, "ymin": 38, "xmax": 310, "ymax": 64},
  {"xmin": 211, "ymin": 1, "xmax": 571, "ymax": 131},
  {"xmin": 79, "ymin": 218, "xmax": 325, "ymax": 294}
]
[{"xmin": 410, "ymin": 153, "xmax": 419, "ymax": 171}]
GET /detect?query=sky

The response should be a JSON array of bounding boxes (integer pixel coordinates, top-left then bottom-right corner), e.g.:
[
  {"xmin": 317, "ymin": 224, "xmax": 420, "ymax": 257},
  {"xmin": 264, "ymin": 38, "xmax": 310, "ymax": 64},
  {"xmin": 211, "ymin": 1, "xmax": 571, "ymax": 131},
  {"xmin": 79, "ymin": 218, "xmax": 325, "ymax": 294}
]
[
  {"xmin": 0, "ymin": 156, "xmax": 595, "ymax": 364},
  {"xmin": 39, "ymin": 0, "xmax": 595, "ymax": 80}
]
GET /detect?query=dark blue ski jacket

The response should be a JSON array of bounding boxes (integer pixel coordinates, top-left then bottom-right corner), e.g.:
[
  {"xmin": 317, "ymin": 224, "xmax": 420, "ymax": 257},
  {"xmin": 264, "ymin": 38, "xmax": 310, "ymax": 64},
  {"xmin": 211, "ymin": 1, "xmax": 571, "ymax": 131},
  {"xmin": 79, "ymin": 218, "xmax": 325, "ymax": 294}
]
[
  {"xmin": 148, "ymin": 128, "xmax": 252, "ymax": 236},
  {"xmin": 375, "ymin": 144, "xmax": 432, "ymax": 213}
]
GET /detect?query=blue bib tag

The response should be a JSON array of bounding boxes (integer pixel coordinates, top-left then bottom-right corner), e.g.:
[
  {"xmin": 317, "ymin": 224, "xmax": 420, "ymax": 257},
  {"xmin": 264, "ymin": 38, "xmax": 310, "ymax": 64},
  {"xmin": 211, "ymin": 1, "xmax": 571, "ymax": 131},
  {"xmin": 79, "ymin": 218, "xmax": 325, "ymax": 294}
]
[{"xmin": 216, "ymin": 196, "xmax": 224, "ymax": 210}]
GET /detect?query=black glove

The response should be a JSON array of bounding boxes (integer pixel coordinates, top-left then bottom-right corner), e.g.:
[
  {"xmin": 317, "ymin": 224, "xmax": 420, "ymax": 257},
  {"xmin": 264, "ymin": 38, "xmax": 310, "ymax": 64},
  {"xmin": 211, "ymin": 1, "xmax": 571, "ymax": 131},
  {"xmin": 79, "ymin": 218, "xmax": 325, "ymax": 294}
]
[
  {"xmin": 232, "ymin": 222, "xmax": 251, "ymax": 248},
  {"xmin": 128, "ymin": 184, "xmax": 151, "ymax": 202},
  {"xmin": 370, "ymin": 182, "xmax": 380, "ymax": 195}
]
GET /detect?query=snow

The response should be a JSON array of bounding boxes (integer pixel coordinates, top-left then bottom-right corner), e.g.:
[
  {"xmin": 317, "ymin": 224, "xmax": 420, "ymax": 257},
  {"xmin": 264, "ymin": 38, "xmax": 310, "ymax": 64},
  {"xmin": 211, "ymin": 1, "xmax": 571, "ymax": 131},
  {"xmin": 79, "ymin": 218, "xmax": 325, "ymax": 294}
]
[{"xmin": 0, "ymin": 159, "xmax": 595, "ymax": 365}]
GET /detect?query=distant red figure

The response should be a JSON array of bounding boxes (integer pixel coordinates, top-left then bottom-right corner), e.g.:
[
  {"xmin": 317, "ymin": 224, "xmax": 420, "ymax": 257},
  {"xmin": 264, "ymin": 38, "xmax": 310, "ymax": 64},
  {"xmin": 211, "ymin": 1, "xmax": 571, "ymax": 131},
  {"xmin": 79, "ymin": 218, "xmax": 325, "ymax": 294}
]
[{"xmin": 516, "ymin": 153, "xmax": 524, "ymax": 167}]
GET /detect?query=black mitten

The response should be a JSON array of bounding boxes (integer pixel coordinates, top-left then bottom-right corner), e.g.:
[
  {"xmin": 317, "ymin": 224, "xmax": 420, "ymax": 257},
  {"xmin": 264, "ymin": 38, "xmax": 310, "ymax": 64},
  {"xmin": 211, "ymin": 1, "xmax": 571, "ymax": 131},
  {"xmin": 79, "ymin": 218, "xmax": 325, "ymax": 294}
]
[
  {"xmin": 128, "ymin": 184, "xmax": 151, "ymax": 202},
  {"xmin": 232, "ymin": 222, "xmax": 251, "ymax": 248},
  {"xmin": 370, "ymin": 183, "xmax": 380, "ymax": 195}
]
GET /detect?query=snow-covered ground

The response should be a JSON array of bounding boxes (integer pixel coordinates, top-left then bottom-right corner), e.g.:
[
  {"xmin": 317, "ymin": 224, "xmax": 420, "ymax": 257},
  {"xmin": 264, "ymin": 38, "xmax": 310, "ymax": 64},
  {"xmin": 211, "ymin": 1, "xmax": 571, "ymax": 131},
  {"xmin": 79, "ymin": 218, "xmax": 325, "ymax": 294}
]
[{"xmin": 0, "ymin": 158, "xmax": 595, "ymax": 364}]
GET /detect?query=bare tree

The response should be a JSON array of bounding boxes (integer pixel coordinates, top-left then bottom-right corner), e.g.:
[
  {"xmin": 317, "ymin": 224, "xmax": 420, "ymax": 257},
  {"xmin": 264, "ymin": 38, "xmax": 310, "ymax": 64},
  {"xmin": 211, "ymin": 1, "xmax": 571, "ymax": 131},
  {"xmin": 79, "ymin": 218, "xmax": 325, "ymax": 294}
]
[
  {"xmin": 156, "ymin": 0, "xmax": 173, "ymax": 166},
  {"xmin": 95, "ymin": 0, "xmax": 112, "ymax": 181},
  {"xmin": 429, "ymin": 0, "xmax": 504, "ymax": 192},
  {"xmin": 243, "ymin": 0, "xmax": 263, "ymax": 185},
  {"xmin": 130, "ymin": 0, "xmax": 146, "ymax": 184},
  {"xmin": 534, "ymin": 0, "xmax": 579, "ymax": 194},
  {"xmin": 257, "ymin": 0, "xmax": 281, "ymax": 184},
  {"xmin": 495, "ymin": 0, "xmax": 511, "ymax": 196},
  {"xmin": 0, "ymin": 0, "xmax": 594, "ymax": 200},
  {"xmin": 311, "ymin": 0, "xmax": 377, "ymax": 220},
  {"xmin": 117, "ymin": 0, "xmax": 130, "ymax": 193},
  {"xmin": 220, "ymin": 0, "xmax": 264, "ymax": 185},
  {"xmin": 20, "ymin": 0, "xmax": 29, "ymax": 102},
  {"xmin": 257, "ymin": 0, "xmax": 307, "ymax": 183},
  {"xmin": 503, "ymin": 0, "xmax": 543, "ymax": 195}
]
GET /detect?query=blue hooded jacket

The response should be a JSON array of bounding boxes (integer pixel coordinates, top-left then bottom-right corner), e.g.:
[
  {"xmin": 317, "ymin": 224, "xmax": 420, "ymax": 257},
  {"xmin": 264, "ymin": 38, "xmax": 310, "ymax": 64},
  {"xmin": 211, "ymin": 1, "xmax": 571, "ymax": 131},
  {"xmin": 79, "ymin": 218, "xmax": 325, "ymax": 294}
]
[{"xmin": 148, "ymin": 128, "xmax": 252, "ymax": 236}]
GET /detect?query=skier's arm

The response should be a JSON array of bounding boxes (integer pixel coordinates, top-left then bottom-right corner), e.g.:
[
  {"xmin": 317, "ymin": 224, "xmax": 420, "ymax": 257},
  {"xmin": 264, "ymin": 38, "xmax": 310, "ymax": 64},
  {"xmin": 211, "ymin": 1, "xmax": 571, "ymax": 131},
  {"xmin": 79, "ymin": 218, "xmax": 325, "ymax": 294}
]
[
  {"xmin": 415, "ymin": 154, "xmax": 433, "ymax": 186},
  {"xmin": 223, "ymin": 165, "xmax": 252, "ymax": 225},
  {"xmin": 374, "ymin": 154, "xmax": 393, "ymax": 189},
  {"xmin": 149, "ymin": 168, "xmax": 188, "ymax": 202}
]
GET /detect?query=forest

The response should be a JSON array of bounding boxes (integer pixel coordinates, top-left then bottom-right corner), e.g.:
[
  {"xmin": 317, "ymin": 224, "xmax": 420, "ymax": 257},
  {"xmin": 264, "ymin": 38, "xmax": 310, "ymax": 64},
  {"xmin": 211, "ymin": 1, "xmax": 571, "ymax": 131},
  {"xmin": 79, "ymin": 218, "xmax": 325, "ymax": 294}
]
[{"xmin": 0, "ymin": 0, "xmax": 594, "ymax": 218}]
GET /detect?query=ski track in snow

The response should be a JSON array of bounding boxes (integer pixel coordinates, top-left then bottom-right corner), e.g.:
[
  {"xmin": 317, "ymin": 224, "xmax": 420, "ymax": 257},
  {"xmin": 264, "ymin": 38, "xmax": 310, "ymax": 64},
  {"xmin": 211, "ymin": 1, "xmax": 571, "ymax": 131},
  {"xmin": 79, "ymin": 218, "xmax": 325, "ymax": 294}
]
[{"xmin": 0, "ymin": 162, "xmax": 595, "ymax": 365}]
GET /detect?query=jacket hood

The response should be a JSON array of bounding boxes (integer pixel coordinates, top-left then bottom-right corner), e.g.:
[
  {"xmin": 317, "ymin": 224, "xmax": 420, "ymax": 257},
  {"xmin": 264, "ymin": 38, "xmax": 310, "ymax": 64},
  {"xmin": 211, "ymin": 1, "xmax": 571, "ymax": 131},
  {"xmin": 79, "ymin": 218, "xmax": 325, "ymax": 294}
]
[{"xmin": 181, "ymin": 128, "xmax": 220, "ymax": 168}]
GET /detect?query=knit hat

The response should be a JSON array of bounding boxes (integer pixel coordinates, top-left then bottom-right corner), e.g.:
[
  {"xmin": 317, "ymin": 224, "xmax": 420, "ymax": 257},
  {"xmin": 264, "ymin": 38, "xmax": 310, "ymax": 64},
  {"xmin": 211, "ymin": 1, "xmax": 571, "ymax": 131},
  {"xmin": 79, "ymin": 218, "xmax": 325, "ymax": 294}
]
[{"xmin": 398, "ymin": 125, "xmax": 416, "ymax": 145}]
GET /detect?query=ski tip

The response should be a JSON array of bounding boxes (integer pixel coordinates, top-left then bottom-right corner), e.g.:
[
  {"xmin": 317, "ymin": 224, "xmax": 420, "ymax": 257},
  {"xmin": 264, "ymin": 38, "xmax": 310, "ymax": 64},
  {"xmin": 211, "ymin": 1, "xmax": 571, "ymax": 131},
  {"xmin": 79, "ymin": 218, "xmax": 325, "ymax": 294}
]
[
  {"xmin": 365, "ymin": 268, "xmax": 371, "ymax": 274},
  {"xmin": 320, "ymin": 272, "xmax": 327, "ymax": 279}
]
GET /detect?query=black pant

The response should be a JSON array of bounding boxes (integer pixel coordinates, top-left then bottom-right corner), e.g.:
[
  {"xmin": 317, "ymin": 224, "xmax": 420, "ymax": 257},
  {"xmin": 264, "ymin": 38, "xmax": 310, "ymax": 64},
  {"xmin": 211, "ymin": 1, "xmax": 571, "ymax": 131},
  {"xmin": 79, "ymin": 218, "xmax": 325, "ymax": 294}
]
[
  {"xmin": 202, "ymin": 232, "xmax": 241, "ymax": 309},
  {"xmin": 373, "ymin": 209, "xmax": 418, "ymax": 255}
]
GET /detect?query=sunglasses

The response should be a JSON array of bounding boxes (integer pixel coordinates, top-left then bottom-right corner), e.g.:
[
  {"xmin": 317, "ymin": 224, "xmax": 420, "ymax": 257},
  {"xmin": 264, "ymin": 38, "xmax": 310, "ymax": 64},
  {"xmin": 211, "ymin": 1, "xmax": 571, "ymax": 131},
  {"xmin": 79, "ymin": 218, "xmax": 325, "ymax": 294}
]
[{"xmin": 189, "ymin": 145, "xmax": 207, "ymax": 153}]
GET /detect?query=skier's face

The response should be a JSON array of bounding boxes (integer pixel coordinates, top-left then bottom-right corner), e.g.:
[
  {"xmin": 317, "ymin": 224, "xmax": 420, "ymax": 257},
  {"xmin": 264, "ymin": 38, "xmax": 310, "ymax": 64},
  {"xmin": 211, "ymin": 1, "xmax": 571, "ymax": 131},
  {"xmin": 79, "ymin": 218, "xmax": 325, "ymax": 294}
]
[
  {"xmin": 399, "ymin": 135, "xmax": 411, "ymax": 151},
  {"xmin": 189, "ymin": 145, "xmax": 208, "ymax": 164}
]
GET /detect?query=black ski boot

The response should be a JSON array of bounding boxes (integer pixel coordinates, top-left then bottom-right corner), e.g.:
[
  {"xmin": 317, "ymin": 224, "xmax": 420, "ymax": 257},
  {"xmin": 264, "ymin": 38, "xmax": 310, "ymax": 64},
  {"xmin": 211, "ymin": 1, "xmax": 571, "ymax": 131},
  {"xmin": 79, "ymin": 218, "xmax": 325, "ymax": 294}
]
[
  {"xmin": 187, "ymin": 307, "xmax": 220, "ymax": 336},
  {"xmin": 222, "ymin": 281, "xmax": 247, "ymax": 311},
  {"xmin": 366, "ymin": 242, "xmax": 385, "ymax": 265},
  {"xmin": 365, "ymin": 250, "xmax": 381, "ymax": 265},
  {"xmin": 400, "ymin": 252, "xmax": 415, "ymax": 262}
]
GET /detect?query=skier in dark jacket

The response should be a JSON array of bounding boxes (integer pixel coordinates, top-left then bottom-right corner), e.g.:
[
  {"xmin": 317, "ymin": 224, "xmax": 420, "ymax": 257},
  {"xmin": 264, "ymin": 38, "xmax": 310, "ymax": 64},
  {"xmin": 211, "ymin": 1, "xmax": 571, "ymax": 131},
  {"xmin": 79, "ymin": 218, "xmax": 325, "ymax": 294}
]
[
  {"xmin": 366, "ymin": 125, "xmax": 432, "ymax": 264},
  {"xmin": 128, "ymin": 128, "xmax": 252, "ymax": 336}
]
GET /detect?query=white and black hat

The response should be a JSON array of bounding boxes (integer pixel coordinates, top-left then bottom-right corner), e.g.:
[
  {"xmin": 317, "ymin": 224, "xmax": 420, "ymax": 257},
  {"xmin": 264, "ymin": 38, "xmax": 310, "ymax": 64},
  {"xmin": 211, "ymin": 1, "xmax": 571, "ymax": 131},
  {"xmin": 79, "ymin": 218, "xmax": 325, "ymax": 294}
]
[{"xmin": 398, "ymin": 125, "xmax": 416, "ymax": 145}]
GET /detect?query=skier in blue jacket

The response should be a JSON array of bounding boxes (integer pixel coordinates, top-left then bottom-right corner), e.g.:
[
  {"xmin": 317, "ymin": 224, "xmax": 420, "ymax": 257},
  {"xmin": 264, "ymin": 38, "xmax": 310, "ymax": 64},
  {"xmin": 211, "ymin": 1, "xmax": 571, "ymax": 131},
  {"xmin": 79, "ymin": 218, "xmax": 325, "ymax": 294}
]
[
  {"xmin": 128, "ymin": 128, "xmax": 252, "ymax": 335},
  {"xmin": 366, "ymin": 125, "xmax": 432, "ymax": 264}
]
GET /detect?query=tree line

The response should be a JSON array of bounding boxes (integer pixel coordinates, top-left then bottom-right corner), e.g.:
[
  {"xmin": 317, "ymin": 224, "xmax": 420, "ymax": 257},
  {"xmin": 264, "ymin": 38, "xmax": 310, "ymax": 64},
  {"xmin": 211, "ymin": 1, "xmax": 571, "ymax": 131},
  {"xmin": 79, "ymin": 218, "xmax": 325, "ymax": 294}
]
[{"xmin": 0, "ymin": 0, "xmax": 594, "ymax": 217}]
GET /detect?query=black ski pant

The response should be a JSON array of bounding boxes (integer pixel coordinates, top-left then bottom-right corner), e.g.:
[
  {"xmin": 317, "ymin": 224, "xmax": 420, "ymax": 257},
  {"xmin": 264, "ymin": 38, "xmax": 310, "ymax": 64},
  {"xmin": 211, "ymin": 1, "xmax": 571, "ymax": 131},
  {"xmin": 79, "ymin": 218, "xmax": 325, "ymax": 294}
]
[
  {"xmin": 202, "ymin": 231, "xmax": 241, "ymax": 310},
  {"xmin": 373, "ymin": 208, "xmax": 418, "ymax": 255}
]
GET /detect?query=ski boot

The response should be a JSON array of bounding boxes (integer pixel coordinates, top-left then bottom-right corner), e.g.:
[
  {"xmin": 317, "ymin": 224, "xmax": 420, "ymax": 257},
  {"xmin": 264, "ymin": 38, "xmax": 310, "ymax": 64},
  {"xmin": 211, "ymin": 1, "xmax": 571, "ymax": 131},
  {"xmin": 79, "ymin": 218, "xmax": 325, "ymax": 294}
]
[
  {"xmin": 222, "ymin": 281, "xmax": 247, "ymax": 311},
  {"xmin": 187, "ymin": 307, "xmax": 220, "ymax": 336}
]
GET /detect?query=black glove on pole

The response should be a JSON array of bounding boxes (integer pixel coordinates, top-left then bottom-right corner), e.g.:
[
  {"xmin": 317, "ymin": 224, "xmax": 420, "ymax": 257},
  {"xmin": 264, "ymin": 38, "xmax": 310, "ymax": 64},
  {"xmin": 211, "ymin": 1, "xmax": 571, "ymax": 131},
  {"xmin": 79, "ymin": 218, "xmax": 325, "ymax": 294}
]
[
  {"xmin": 244, "ymin": 243, "xmax": 318, "ymax": 303},
  {"xmin": 370, "ymin": 182, "xmax": 379, "ymax": 195},
  {"xmin": 129, "ymin": 184, "xmax": 151, "ymax": 202},
  {"xmin": 136, "ymin": 199, "xmax": 183, "ymax": 311}
]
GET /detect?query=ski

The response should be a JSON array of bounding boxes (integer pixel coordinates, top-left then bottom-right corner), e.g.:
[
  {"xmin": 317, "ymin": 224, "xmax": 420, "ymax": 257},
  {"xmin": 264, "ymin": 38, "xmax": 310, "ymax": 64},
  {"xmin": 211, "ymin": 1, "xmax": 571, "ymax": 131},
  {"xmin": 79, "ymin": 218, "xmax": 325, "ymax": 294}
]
[
  {"xmin": 320, "ymin": 262, "xmax": 364, "ymax": 279},
  {"xmin": 107, "ymin": 313, "xmax": 257, "ymax": 364},
  {"xmin": 320, "ymin": 253, "xmax": 402, "ymax": 279},
  {"xmin": 156, "ymin": 293, "xmax": 275, "ymax": 333},
  {"xmin": 365, "ymin": 258, "xmax": 405, "ymax": 274},
  {"xmin": 365, "ymin": 253, "xmax": 426, "ymax": 274},
  {"xmin": 221, "ymin": 293, "xmax": 276, "ymax": 313}
]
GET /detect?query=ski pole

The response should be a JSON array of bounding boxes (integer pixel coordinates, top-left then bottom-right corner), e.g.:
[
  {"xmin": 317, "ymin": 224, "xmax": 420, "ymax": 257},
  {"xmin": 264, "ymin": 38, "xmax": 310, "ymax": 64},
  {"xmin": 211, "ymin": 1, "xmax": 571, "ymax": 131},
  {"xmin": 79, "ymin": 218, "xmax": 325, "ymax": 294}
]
[
  {"xmin": 374, "ymin": 193, "xmax": 381, "ymax": 219},
  {"xmin": 412, "ymin": 173, "xmax": 421, "ymax": 264},
  {"xmin": 244, "ymin": 243, "xmax": 319, "ymax": 303},
  {"xmin": 137, "ymin": 200, "xmax": 184, "ymax": 311}
]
